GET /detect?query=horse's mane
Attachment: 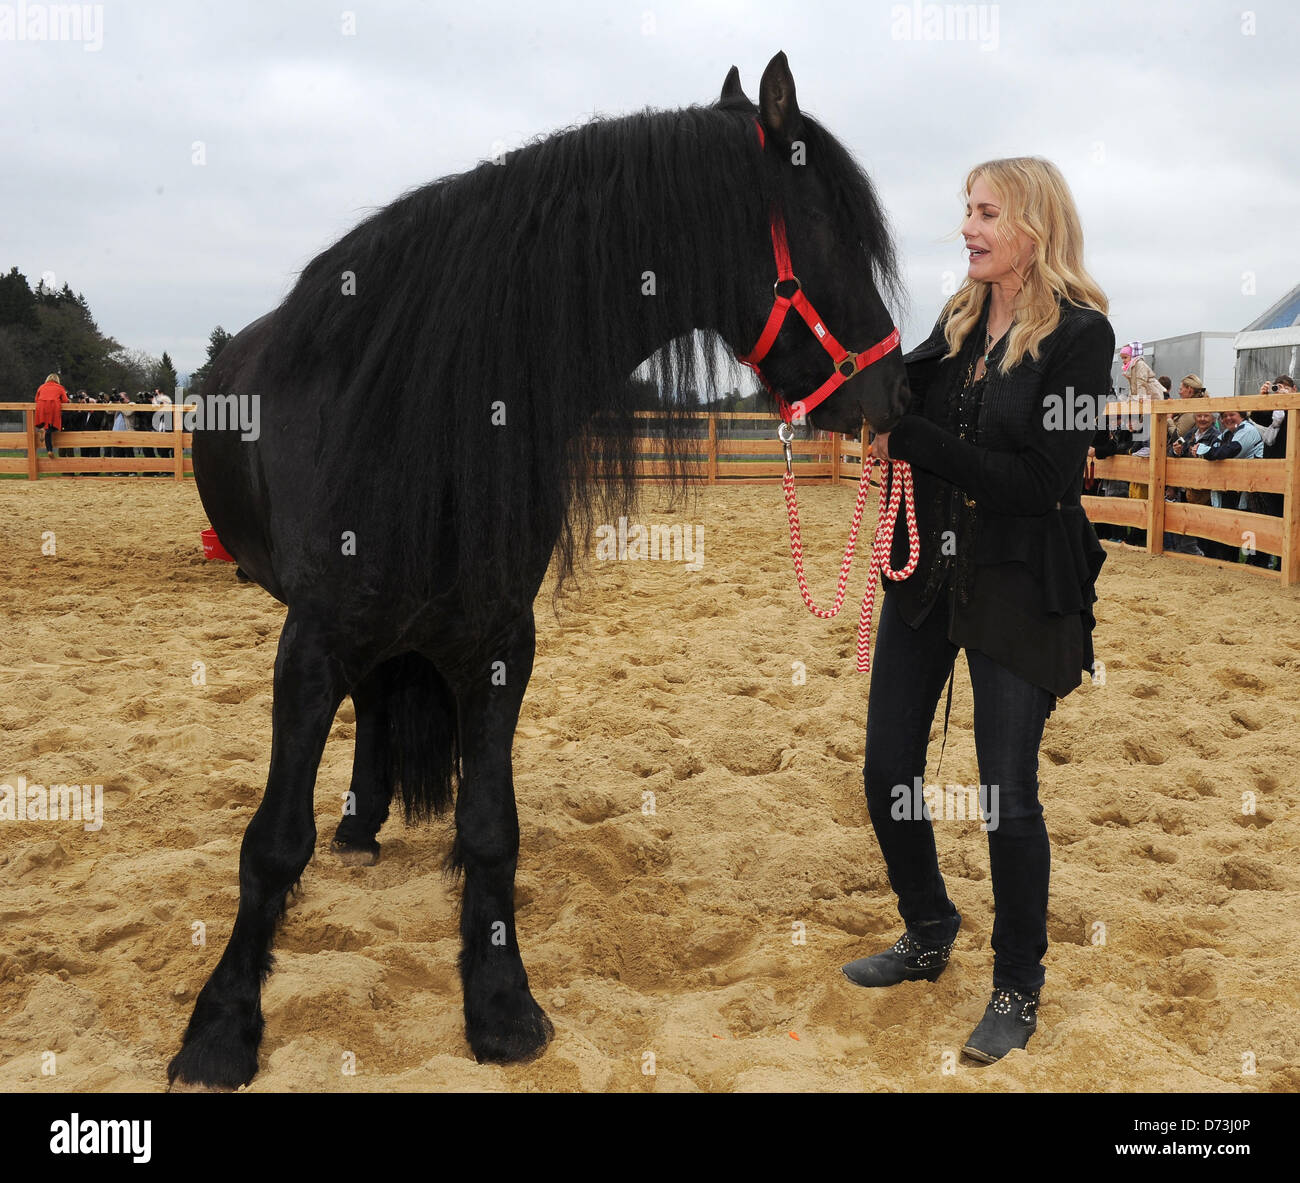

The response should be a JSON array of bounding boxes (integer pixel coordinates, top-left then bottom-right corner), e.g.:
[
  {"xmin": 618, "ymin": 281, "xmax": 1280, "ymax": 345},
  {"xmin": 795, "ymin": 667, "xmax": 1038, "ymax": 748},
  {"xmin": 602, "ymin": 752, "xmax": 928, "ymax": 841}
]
[{"xmin": 232, "ymin": 97, "xmax": 901, "ymax": 612}]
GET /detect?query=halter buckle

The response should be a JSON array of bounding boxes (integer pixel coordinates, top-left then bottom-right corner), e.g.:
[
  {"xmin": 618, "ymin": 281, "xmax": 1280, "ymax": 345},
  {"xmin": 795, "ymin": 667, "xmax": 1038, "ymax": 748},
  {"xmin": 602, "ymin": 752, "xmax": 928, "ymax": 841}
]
[{"xmin": 773, "ymin": 276, "xmax": 801, "ymax": 300}]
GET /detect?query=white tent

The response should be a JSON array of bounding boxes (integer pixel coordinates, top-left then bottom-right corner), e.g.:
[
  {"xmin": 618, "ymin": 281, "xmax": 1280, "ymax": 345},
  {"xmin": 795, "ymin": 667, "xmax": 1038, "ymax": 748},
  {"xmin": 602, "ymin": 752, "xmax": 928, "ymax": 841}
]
[{"xmin": 1234, "ymin": 282, "xmax": 1300, "ymax": 394}]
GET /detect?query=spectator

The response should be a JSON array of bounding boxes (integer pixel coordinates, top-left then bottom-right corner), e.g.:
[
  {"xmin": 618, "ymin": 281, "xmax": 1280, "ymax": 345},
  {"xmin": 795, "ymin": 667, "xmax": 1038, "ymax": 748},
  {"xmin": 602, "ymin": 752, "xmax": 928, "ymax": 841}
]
[
  {"xmin": 150, "ymin": 387, "xmax": 174, "ymax": 473},
  {"xmin": 63, "ymin": 390, "xmax": 92, "ymax": 472},
  {"xmin": 1246, "ymin": 376, "xmax": 1291, "ymax": 570},
  {"xmin": 1204, "ymin": 410, "xmax": 1264, "ymax": 562},
  {"xmin": 83, "ymin": 393, "xmax": 110, "ymax": 464},
  {"xmin": 1163, "ymin": 387, "xmax": 1210, "ymax": 553},
  {"xmin": 1118, "ymin": 345, "xmax": 1163, "ymax": 543},
  {"xmin": 1171, "ymin": 404, "xmax": 1220, "ymax": 556},
  {"xmin": 1167, "ymin": 374, "xmax": 1205, "ymax": 441},
  {"xmin": 1088, "ymin": 416, "xmax": 1133, "ymax": 541},
  {"xmin": 111, "ymin": 391, "xmax": 136, "ymax": 475},
  {"xmin": 1120, "ymin": 343, "xmax": 1166, "ymax": 402},
  {"xmin": 34, "ymin": 372, "xmax": 69, "ymax": 458}
]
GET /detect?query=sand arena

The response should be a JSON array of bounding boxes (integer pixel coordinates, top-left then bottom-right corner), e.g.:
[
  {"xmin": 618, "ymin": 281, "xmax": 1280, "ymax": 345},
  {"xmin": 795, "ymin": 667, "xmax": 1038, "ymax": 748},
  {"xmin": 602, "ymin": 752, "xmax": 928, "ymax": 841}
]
[{"xmin": 0, "ymin": 478, "xmax": 1296, "ymax": 1091}]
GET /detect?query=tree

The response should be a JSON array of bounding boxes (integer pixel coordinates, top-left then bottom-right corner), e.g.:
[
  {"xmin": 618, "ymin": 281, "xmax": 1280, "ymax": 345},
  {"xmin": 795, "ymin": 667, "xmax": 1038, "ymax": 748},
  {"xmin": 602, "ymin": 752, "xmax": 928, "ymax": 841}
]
[
  {"xmin": 0, "ymin": 267, "xmax": 39, "ymax": 331},
  {"xmin": 153, "ymin": 350, "xmax": 178, "ymax": 395},
  {"xmin": 103, "ymin": 347, "xmax": 161, "ymax": 395},
  {"xmin": 188, "ymin": 326, "xmax": 234, "ymax": 395}
]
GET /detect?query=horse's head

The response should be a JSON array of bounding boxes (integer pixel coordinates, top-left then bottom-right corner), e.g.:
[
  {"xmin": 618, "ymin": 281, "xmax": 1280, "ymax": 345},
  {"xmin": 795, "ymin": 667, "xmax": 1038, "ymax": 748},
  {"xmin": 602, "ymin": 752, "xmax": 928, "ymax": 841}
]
[{"xmin": 721, "ymin": 54, "xmax": 909, "ymax": 436}]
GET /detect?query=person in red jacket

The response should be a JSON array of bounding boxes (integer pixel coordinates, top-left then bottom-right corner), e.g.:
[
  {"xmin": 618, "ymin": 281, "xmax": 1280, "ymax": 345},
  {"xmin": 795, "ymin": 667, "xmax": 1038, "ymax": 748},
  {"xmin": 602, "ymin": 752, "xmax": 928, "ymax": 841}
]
[{"xmin": 34, "ymin": 373, "xmax": 69, "ymax": 457}]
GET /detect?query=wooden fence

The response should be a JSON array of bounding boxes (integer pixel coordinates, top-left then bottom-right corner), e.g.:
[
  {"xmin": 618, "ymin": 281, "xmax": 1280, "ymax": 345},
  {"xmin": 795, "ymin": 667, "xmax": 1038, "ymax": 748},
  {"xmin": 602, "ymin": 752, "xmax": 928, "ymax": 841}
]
[
  {"xmin": 6, "ymin": 396, "xmax": 1297, "ymax": 586},
  {"xmin": 1, "ymin": 405, "xmax": 859, "ymax": 485},
  {"xmin": 628, "ymin": 410, "xmax": 865, "ymax": 483},
  {"xmin": 0, "ymin": 402, "xmax": 196, "ymax": 481},
  {"xmin": 1083, "ymin": 391, "xmax": 1300, "ymax": 587}
]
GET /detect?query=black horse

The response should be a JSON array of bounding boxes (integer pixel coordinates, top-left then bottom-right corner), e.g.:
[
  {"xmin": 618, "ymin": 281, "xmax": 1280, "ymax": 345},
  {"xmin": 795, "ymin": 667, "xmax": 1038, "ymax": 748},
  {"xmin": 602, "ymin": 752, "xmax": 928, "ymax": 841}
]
[{"xmin": 170, "ymin": 52, "xmax": 908, "ymax": 1089}]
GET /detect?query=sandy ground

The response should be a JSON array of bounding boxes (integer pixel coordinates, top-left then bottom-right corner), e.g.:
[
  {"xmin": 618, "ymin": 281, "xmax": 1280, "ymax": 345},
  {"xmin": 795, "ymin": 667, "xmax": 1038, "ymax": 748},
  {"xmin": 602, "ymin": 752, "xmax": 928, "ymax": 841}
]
[{"xmin": 0, "ymin": 476, "xmax": 1297, "ymax": 1093}]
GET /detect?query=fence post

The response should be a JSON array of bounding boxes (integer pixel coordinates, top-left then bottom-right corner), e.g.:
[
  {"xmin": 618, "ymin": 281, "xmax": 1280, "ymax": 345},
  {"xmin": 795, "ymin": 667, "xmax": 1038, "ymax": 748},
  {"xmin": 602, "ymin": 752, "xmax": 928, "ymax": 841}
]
[
  {"xmin": 1283, "ymin": 394, "xmax": 1300, "ymax": 587},
  {"xmin": 707, "ymin": 415, "xmax": 717, "ymax": 484},
  {"xmin": 1147, "ymin": 407, "xmax": 1167, "ymax": 554},
  {"xmin": 24, "ymin": 407, "xmax": 38, "ymax": 480},
  {"xmin": 172, "ymin": 401, "xmax": 185, "ymax": 481},
  {"xmin": 830, "ymin": 430, "xmax": 841, "ymax": 484}
]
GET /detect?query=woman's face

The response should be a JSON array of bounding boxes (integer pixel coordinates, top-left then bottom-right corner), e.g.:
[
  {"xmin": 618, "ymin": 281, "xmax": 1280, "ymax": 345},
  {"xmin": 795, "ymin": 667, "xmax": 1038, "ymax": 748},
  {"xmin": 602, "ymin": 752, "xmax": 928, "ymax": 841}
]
[
  {"xmin": 1178, "ymin": 382, "xmax": 1192, "ymax": 398},
  {"xmin": 962, "ymin": 175, "xmax": 1032, "ymax": 286},
  {"xmin": 1194, "ymin": 411, "xmax": 1214, "ymax": 431}
]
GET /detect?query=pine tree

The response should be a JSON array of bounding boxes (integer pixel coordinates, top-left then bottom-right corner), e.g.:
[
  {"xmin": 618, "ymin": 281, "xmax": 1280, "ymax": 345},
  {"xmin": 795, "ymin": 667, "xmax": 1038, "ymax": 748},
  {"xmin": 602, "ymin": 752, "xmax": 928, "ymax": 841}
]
[
  {"xmin": 154, "ymin": 350, "xmax": 179, "ymax": 395},
  {"xmin": 188, "ymin": 326, "xmax": 234, "ymax": 395}
]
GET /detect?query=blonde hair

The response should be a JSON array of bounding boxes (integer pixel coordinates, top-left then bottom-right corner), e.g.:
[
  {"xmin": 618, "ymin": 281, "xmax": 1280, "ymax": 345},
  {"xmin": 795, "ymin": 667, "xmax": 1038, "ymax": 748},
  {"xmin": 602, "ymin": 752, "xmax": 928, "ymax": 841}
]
[
  {"xmin": 940, "ymin": 157, "xmax": 1108, "ymax": 374},
  {"xmin": 45, "ymin": 372, "xmax": 60, "ymax": 383},
  {"xmin": 1180, "ymin": 374, "xmax": 1207, "ymax": 395}
]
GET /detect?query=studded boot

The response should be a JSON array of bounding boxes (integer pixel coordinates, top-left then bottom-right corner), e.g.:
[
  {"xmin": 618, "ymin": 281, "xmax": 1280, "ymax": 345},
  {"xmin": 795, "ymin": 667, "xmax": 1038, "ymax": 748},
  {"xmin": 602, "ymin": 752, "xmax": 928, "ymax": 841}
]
[
  {"xmin": 961, "ymin": 987, "xmax": 1040, "ymax": 1063},
  {"xmin": 841, "ymin": 930, "xmax": 956, "ymax": 987}
]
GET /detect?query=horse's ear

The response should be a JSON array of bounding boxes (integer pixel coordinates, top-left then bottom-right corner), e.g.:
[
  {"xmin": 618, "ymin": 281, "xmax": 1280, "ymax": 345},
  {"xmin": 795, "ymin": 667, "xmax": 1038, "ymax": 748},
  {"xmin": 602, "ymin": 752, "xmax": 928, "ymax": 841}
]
[
  {"xmin": 758, "ymin": 51, "xmax": 802, "ymax": 148},
  {"xmin": 720, "ymin": 65, "xmax": 750, "ymax": 104}
]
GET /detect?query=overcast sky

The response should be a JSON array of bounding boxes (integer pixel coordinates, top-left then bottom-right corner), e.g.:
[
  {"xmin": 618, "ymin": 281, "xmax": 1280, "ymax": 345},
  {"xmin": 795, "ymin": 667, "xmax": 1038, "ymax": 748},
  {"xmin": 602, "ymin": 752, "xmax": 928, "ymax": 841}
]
[{"xmin": 3, "ymin": 0, "xmax": 1296, "ymax": 378}]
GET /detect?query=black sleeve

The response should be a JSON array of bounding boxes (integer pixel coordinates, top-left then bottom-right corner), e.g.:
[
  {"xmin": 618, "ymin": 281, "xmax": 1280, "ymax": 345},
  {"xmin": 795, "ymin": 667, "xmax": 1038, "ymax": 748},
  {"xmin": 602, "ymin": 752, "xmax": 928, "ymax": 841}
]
[
  {"xmin": 887, "ymin": 312, "xmax": 1116, "ymax": 515},
  {"xmin": 1205, "ymin": 434, "xmax": 1240, "ymax": 461},
  {"xmin": 1091, "ymin": 430, "xmax": 1121, "ymax": 459}
]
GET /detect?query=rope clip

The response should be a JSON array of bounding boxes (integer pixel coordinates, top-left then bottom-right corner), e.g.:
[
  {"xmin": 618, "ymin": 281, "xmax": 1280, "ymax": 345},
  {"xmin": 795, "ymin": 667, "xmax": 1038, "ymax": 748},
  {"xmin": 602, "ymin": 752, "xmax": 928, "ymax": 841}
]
[{"xmin": 777, "ymin": 420, "xmax": 795, "ymax": 474}]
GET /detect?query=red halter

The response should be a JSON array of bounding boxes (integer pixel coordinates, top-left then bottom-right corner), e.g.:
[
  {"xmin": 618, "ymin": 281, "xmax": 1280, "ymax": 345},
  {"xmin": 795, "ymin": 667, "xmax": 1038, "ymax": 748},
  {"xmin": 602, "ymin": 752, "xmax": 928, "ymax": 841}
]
[{"xmin": 737, "ymin": 122, "xmax": 900, "ymax": 424}]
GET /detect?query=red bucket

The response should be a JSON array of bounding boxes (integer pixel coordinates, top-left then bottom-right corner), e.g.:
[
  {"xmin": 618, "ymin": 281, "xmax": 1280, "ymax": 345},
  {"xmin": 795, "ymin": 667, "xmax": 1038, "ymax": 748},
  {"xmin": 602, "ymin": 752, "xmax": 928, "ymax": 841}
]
[{"xmin": 201, "ymin": 527, "xmax": 235, "ymax": 562}]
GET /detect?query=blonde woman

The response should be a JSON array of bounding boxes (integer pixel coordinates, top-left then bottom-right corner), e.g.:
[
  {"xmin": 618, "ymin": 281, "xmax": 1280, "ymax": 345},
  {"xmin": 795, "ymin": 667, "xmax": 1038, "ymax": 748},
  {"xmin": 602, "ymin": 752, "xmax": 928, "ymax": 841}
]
[
  {"xmin": 1169, "ymin": 374, "xmax": 1207, "ymax": 441},
  {"xmin": 847, "ymin": 157, "xmax": 1114, "ymax": 1063}
]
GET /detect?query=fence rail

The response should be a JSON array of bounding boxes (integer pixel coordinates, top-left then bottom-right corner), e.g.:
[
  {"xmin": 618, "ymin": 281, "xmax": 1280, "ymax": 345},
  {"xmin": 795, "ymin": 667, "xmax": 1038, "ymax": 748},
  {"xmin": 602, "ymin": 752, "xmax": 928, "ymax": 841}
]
[
  {"xmin": 1, "ymin": 404, "xmax": 863, "ymax": 485},
  {"xmin": 6, "ymin": 395, "xmax": 1297, "ymax": 585},
  {"xmin": 1082, "ymin": 392, "xmax": 1300, "ymax": 586},
  {"xmin": 0, "ymin": 402, "xmax": 196, "ymax": 481}
]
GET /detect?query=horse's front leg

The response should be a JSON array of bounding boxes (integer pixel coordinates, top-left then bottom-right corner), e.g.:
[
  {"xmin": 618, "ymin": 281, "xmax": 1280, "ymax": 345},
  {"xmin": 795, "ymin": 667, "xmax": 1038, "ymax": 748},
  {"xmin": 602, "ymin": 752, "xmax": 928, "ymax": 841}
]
[
  {"xmin": 448, "ymin": 611, "xmax": 553, "ymax": 1063},
  {"xmin": 168, "ymin": 611, "xmax": 349, "ymax": 1089}
]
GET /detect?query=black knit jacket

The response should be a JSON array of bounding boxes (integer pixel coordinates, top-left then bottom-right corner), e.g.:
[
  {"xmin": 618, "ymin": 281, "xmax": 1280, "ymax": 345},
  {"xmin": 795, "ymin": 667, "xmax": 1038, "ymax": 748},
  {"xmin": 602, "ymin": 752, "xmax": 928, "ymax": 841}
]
[{"xmin": 882, "ymin": 293, "xmax": 1116, "ymax": 700}]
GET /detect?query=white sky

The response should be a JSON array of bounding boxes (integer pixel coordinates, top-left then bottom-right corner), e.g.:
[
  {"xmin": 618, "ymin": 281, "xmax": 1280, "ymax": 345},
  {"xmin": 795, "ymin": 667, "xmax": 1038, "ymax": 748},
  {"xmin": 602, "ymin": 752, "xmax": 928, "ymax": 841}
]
[{"xmin": 3, "ymin": 0, "xmax": 1296, "ymax": 376}]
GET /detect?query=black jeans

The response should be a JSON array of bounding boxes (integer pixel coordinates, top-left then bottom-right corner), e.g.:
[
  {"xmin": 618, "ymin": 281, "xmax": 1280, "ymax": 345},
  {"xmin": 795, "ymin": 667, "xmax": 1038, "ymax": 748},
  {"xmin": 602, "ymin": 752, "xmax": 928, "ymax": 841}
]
[{"xmin": 863, "ymin": 588, "xmax": 1055, "ymax": 992}]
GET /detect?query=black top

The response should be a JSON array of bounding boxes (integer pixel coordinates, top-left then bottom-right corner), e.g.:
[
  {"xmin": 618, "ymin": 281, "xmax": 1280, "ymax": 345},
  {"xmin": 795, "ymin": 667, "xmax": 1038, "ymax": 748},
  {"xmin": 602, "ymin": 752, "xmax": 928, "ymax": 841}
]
[
  {"xmin": 1248, "ymin": 411, "xmax": 1287, "ymax": 460},
  {"xmin": 883, "ymin": 293, "xmax": 1116, "ymax": 702}
]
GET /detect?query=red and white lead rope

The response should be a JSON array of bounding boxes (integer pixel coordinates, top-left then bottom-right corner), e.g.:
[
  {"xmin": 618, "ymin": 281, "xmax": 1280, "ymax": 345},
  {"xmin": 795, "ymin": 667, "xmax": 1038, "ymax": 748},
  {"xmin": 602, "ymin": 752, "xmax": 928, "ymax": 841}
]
[{"xmin": 781, "ymin": 446, "xmax": 920, "ymax": 674}]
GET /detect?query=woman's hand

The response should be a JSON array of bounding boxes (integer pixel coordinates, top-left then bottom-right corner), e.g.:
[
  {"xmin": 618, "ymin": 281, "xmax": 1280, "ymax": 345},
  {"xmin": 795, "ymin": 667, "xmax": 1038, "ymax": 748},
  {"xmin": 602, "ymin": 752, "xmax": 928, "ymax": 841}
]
[{"xmin": 869, "ymin": 430, "xmax": 891, "ymax": 462}]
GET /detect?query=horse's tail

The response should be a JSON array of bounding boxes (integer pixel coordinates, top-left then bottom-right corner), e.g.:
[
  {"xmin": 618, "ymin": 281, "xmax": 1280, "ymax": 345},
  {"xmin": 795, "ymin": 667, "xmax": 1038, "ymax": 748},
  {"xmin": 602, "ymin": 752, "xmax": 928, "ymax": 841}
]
[{"xmin": 380, "ymin": 652, "xmax": 460, "ymax": 824}]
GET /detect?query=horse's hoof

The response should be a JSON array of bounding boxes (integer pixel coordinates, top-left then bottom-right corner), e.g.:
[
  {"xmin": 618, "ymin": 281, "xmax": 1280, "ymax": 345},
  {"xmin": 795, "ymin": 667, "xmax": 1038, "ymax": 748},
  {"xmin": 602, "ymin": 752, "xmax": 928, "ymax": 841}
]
[
  {"xmin": 467, "ymin": 993, "xmax": 555, "ymax": 1064},
  {"xmin": 167, "ymin": 1013, "xmax": 261, "ymax": 1091},
  {"xmin": 167, "ymin": 1079, "xmax": 238, "ymax": 1093},
  {"xmin": 330, "ymin": 838, "xmax": 380, "ymax": 866}
]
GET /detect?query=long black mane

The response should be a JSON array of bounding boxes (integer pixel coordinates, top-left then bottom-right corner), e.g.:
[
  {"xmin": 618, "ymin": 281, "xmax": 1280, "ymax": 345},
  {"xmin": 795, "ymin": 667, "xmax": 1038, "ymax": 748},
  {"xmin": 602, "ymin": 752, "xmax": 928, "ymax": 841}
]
[{"xmin": 222, "ymin": 97, "xmax": 901, "ymax": 611}]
